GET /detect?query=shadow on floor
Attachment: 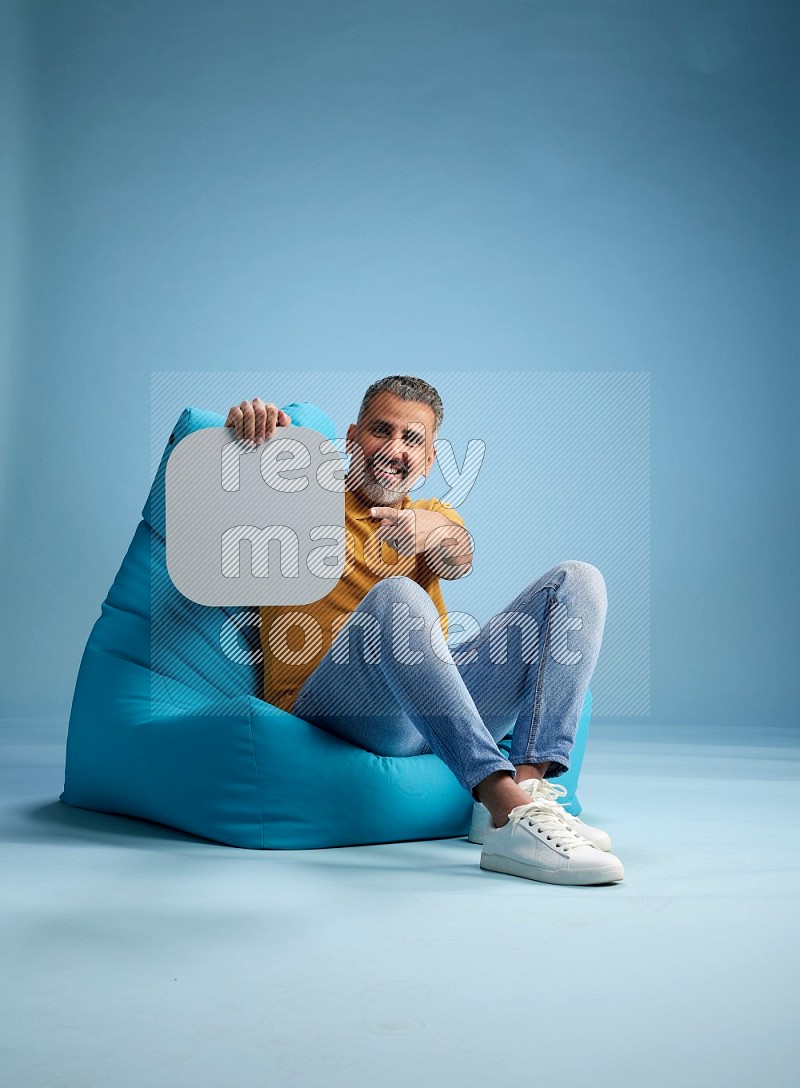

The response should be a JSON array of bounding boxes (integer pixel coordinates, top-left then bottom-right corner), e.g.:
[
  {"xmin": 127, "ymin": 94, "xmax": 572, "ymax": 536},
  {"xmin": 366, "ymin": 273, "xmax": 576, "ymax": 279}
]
[{"xmin": 11, "ymin": 799, "xmax": 215, "ymax": 848}]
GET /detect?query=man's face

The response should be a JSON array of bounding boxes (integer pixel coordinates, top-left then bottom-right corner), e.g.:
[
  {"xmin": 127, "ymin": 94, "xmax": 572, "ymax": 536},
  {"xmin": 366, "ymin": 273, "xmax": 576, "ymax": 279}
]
[{"xmin": 346, "ymin": 390, "xmax": 438, "ymax": 506}]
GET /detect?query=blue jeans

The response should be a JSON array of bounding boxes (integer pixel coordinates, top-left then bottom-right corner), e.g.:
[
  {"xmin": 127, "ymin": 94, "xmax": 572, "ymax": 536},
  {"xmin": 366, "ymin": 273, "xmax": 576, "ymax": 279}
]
[{"xmin": 291, "ymin": 561, "xmax": 608, "ymax": 801}]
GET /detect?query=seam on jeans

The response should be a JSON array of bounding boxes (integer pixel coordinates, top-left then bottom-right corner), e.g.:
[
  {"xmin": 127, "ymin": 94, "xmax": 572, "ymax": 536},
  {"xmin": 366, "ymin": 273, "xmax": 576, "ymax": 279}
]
[
  {"xmin": 515, "ymin": 751, "xmax": 571, "ymax": 775},
  {"xmin": 413, "ymin": 705, "xmax": 465, "ymax": 775},
  {"xmin": 407, "ymin": 692, "xmax": 498, "ymax": 794},
  {"xmin": 465, "ymin": 758, "xmax": 516, "ymax": 797},
  {"xmin": 543, "ymin": 758, "xmax": 570, "ymax": 779},
  {"xmin": 525, "ymin": 586, "xmax": 557, "ymax": 764}
]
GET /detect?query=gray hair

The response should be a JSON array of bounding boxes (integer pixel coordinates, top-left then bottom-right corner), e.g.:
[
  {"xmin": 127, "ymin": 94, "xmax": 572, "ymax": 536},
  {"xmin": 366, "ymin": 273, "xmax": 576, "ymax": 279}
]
[{"xmin": 356, "ymin": 375, "xmax": 444, "ymax": 440}]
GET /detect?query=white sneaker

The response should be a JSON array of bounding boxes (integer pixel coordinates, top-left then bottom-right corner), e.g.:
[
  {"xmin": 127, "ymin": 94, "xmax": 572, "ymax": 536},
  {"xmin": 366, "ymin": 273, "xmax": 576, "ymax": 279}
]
[
  {"xmin": 479, "ymin": 781, "xmax": 624, "ymax": 886},
  {"xmin": 468, "ymin": 777, "xmax": 612, "ymax": 851}
]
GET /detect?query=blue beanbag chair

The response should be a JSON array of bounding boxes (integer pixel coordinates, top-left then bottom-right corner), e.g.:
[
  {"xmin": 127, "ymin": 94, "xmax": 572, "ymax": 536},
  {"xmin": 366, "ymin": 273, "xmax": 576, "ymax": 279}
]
[{"xmin": 60, "ymin": 402, "xmax": 593, "ymax": 848}]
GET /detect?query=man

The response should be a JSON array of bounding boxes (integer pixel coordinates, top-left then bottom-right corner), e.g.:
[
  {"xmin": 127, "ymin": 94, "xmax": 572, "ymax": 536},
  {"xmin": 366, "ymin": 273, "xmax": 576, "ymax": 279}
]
[{"xmin": 225, "ymin": 375, "xmax": 623, "ymax": 886}]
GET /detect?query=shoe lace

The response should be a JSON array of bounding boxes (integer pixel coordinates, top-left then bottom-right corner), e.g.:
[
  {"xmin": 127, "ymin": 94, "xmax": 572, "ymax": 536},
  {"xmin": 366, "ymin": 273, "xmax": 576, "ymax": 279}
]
[
  {"xmin": 507, "ymin": 799, "xmax": 593, "ymax": 852},
  {"xmin": 529, "ymin": 779, "xmax": 583, "ymax": 827},
  {"xmin": 537, "ymin": 780, "xmax": 568, "ymax": 804}
]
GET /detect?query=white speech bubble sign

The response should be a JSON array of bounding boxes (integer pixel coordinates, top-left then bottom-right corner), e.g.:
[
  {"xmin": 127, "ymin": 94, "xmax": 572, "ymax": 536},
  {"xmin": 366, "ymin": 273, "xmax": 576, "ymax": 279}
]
[{"xmin": 165, "ymin": 426, "xmax": 345, "ymax": 606}]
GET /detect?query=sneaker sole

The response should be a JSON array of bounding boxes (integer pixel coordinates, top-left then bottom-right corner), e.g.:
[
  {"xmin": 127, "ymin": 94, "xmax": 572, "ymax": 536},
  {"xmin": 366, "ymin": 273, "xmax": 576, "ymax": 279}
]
[{"xmin": 480, "ymin": 851, "xmax": 624, "ymax": 886}]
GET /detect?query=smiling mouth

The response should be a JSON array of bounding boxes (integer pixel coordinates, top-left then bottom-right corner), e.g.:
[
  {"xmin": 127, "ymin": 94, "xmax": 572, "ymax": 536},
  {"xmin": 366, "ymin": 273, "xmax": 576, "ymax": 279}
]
[{"xmin": 372, "ymin": 462, "xmax": 405, "ymax": 483}]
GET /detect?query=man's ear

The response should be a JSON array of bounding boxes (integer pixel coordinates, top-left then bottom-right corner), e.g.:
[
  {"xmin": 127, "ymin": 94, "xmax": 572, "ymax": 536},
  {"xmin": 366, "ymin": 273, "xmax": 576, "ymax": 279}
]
[{"xmin": 346, "ymin": 422, "xmax": 356, "ymax": 454}]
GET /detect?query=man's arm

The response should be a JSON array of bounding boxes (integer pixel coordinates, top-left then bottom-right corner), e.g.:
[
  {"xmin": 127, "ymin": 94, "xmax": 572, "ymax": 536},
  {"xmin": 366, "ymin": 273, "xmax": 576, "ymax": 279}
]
[
  {"xmin": 420, "ymin": 509, "xmax": 473, "ymax": 581},
  {"xmin": 370, "ymin": 501, "xmax": 473, "ymax": 580}
]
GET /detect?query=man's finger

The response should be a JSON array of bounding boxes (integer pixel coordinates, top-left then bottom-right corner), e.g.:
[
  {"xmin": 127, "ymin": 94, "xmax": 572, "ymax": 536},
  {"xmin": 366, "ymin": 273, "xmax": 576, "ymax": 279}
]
[
  {"xmin": 252, "ymin": 398, "xmax": 268, "ymax": 443},
  {"xmin": 226, "ymin": 405, "xmax": 243, "ymax": 438},
  {"xmin": 264, "ymin": 403, "xmax": 280, "ymax": 441},
  {"xmin": 239, "ymin": 400, "xmax": 255, "ymax": 442}
]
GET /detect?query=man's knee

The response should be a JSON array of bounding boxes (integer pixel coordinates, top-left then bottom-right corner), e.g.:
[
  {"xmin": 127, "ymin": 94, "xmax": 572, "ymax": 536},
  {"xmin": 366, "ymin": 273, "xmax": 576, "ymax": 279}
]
[
  {"xmin": 360, "ymin": 578, "xmax": 440, "ymax": 654},
  {"xmin": 567, "ymin": 561, "xmax": 607, "ymax": 611},
  {"xmin": 363, "ymin": 576, "xmax": 433, "ymax": 613},
  {"xmin": 544, "ymin": 560, "xmax": 607, "ymax": 610}
]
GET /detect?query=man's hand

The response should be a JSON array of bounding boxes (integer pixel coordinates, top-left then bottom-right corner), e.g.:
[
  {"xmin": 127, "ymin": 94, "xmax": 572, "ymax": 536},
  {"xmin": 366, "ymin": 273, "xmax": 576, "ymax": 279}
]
[
  {"xmin": 369, "ymin": 506, "xmax": 472, "ymax": 578},
  {"xmin": 224, "ymin": 398, "xmax": 292, "ymax": 444}
]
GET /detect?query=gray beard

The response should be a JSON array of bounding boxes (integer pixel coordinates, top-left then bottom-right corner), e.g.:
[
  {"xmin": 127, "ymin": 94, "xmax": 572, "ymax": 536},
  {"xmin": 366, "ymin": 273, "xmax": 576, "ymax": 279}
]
[{"xmin": 347, "ymin": 463, "xmax": 412, "ymax": 506}]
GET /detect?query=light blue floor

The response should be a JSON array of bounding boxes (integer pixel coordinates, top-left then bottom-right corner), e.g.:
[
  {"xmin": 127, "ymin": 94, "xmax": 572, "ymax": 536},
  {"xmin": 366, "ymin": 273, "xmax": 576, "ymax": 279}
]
[{"xmin": 2, "ymin": 718, "xmax": 798, "ymax": 1088}]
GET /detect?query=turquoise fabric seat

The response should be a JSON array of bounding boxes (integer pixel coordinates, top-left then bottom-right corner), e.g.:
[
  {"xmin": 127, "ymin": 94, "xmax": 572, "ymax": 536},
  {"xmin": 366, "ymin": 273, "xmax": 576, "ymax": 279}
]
[{"xmin": 60, "ymin": 402, "xmax": 593, "ymax": 848}]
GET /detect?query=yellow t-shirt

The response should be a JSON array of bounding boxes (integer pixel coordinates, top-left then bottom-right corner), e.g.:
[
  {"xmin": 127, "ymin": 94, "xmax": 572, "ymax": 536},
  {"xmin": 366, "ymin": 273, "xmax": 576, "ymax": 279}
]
[{"xmin": 259, "ymin": 486, "xmax": 466, "ymax": 712}]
